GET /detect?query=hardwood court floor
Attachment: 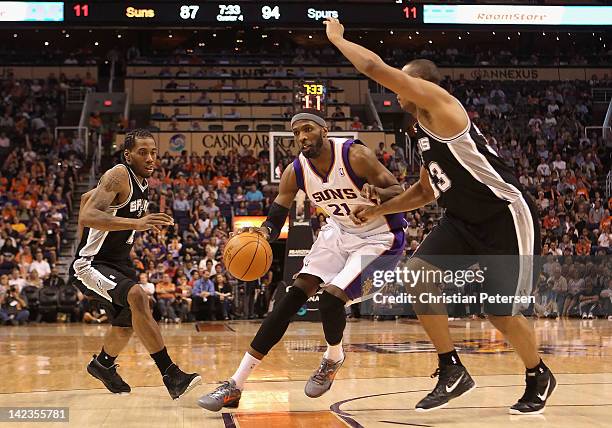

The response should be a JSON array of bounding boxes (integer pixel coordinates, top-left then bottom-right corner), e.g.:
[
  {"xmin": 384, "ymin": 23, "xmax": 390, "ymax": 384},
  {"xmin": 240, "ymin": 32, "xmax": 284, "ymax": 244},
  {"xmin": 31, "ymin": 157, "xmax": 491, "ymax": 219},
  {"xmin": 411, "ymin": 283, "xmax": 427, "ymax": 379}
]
[{"xmin": 0, "ymin": 318, "xmax": 610, "ymax": 427}]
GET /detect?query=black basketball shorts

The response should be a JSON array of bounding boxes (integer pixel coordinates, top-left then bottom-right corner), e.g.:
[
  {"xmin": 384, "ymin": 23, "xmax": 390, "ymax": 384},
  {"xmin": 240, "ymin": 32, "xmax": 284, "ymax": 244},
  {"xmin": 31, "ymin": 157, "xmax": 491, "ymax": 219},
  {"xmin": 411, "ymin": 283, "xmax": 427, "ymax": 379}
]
[
  {"xmin": 71, "ymin": 258, "xmax": 137, "ymax": 327},
  {"xmin": 414, "ymin": 195, "xmax": 541, "ymax": 316}
]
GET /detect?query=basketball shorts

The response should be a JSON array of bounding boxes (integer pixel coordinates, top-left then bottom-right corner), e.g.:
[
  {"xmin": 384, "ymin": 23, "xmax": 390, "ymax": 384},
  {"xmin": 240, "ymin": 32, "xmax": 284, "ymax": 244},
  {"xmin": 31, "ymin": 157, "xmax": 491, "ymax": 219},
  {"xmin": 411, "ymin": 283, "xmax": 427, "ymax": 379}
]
[
  {"xmin": 414, "ymin": 195, "xmax": 541, "ymax": 316},
  {"xmin": 297, "ymin": 221, "xmax": 406, "ymax": 303},
  {"xmin": 70, "ymin": 258, "xmax": 137, "ymax": 327}
]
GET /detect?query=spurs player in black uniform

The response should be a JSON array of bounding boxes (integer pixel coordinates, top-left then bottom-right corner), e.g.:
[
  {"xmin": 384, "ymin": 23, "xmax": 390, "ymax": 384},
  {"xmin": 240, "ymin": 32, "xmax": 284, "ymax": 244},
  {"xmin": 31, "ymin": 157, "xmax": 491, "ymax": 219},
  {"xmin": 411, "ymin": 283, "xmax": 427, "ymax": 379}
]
[
  {"xmin": 325, "ymin": 18, "xmax": 555, "ymax": 415},
  {"xmin": 70, "ymin": 129, "xmax": 201, "ymax": 399}
]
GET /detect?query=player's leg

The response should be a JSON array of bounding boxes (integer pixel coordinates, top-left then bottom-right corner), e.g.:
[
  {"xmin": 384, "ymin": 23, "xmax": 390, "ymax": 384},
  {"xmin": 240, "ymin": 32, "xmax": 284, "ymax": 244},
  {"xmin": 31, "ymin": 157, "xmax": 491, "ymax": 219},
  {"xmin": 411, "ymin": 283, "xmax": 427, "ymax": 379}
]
[
  {"xmin": 76, "ymin": 262, "xmax": 201, "ymax": 399},
  {"xmin": 197, "ymin": 273, "xmax": 322, "ymax": 411},
  {"xmin": 86, "ymin": 304, "xmax": 133, "ymax": 394},
  {"xmin": 124, "ymin": 284, "xmax": 201, "ymax": 399},
  {"xmin": 198, "ymin": 225, "xmax": 347, "ymax": 411},
  {"xmin": 410, "ymin": 218, "xmax": 477, "ymax": 412},
  {"xmin": 305, "ymin": 228, "xmax": 405, "ymax": 398},
  {"xmin": 484, "ymin": 197, "xmax": 555, "ymax": 415},
  {"xmin": 486, "ymin": 311, "xmax": 555, "ymax": 415}
]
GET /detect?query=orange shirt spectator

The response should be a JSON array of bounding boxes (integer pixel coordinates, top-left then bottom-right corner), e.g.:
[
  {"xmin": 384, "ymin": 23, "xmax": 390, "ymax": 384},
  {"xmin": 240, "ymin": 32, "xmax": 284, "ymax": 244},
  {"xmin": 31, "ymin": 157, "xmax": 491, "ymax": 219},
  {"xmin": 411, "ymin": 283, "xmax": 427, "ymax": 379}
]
[
  {"xmin": 543, "ymin": 210, "xmax": 560, "ymax": 230},
  {"xmin": 576, "ymin": 187, "xmax": 589, "ymax": 200},
  {"xmin": 601, "ymin": 216, "xmax": 611, "ymax": 230},
  {"xmin": 575, "ymin": 238, "xmax": 591, "ymax": 256},
  {"xmin": 350, "ymin": 116, "xmax": 364, "ymax": 130},
  {"xmin": 211, "ymin": 174, "xmax": 230, "ymax": 188},
  {"xmin": 2, "ymin": 204, "xmax": 16, "ymax": 221},
  {"xmin": 155, "ymin": 276, "xmax": 176, "ymax": 300}
]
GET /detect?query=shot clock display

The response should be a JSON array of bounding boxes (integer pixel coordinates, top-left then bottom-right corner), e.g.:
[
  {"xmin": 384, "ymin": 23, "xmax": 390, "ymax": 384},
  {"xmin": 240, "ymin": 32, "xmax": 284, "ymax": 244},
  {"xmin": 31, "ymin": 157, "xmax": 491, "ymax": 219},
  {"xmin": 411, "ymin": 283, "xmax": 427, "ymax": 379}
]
[{"xmin": 294, "ymin": 81, "xmax": 328, "ymax": 116}]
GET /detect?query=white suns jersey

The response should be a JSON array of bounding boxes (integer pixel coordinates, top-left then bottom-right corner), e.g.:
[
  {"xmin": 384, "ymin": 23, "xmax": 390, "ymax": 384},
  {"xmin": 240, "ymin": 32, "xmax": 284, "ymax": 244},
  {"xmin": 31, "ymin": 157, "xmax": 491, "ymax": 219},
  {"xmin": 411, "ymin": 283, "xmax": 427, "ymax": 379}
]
[{"xmin": 292, "ymin": 138, "xmax": 406, "ymax": 236}]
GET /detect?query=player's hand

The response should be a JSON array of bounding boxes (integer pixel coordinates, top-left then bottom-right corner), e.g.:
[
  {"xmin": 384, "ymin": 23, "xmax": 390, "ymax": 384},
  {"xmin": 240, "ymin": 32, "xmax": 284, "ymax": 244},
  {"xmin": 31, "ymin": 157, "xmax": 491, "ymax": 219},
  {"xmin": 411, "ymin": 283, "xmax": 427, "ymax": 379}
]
[
  {"xmin": 323, "ymin": 17, "xmax": 345, "ymax": 43},
  {"xmin": 135, "ymin": 213, "xmax": 174, "ymax": 232},
  {"xmin": 231, "ymin": 226, "xmax": 270, "ymax": 240},
  {"xmin": 361, "ymin": 183, "xmax": 381, "ymax": 205},
  {"xmin": 350, "ymin": 205, "xmax": 379, "ymax": 225}
]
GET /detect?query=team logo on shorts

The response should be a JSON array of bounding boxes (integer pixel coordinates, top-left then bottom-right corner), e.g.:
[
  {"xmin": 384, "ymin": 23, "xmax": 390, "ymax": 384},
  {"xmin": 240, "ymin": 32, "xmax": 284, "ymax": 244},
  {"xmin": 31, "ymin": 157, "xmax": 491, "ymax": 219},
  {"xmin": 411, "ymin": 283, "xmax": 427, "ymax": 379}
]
[{"xmin": 338, "ymin": 167, "xmax": 345, "ymax": 177}]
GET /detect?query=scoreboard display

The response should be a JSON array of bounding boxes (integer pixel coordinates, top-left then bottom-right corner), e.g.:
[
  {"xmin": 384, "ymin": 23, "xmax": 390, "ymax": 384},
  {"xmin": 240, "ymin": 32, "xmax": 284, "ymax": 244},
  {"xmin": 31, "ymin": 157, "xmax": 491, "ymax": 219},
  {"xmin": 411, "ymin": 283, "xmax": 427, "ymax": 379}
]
[
  {"xmin": 1, "ymin": 2, "xmax": 611, "ymax": 27},
  {"xmin": 294, "ymin": 81, "xmax": 328, "ymax": 115},
  {"xmin": 64, "ymin": 2, "xmax": 423, "ymax": 26}
]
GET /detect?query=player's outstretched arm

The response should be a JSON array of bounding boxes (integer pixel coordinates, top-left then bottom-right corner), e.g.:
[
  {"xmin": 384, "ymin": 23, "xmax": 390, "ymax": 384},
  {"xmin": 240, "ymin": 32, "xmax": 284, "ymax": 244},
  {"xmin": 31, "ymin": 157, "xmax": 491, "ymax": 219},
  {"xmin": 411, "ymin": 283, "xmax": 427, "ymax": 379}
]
[
  {"xmin": 349, "ymin": 143, "xmax": 402, "ymax": 204},
  {"xmin": 80, "ymin": 166, "xmax": 173, "ymax": 232},
  {"xmin": 351, "ymin": 166, "xmax": 435, "ymax": 224},
  {"xmin": 324, "ymin": 18, "xmax": 455, "ymax": 115}
]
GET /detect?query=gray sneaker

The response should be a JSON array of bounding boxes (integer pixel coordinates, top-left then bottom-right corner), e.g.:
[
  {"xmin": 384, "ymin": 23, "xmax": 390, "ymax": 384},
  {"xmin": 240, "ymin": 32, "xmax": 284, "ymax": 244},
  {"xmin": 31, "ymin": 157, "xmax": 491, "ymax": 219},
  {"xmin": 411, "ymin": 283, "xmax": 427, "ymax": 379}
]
[
  {"xmin": 197, "ymin": 379, "xmax": 241, "ymax": 412},
  {"xmin": 304, "ymin": 356, "xmax": 344, "ymax": 398}
]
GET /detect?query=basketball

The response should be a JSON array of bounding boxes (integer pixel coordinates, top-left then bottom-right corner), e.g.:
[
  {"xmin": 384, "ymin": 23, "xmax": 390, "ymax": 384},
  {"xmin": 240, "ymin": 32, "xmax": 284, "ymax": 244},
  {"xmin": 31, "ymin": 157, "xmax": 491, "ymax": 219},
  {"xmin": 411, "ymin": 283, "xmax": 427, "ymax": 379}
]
[{"xmin": 223, "ymin": 231, "xmax": 273, "ymax": 281}]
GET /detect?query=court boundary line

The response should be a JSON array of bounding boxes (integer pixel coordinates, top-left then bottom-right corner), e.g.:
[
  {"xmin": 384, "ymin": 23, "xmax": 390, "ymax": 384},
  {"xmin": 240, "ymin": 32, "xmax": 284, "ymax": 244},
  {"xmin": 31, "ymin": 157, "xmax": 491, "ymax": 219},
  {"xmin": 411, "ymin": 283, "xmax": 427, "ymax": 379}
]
[{"xmin": 1, "ymin": 377, "xmax": 611, "ymax": 395}]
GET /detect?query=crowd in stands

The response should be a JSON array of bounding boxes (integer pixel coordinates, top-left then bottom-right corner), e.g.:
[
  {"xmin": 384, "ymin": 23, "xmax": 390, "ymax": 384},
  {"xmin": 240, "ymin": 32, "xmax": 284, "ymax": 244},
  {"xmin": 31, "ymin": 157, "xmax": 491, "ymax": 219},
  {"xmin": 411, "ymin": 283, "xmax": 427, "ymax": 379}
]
[
  {"xmin": 129, "ymin": 43, "xmax": 612, "ymax": 68},
  {"xmin": 1, "ymin": 68, "xmax": 610, "ymax": 325},
  {"xmin": 4, "ymin": 39, "xmax": 611, "ymax": 69},
  {"xmin": 0, "ymin": 75, "xmax": 84, "ymax": 325}
]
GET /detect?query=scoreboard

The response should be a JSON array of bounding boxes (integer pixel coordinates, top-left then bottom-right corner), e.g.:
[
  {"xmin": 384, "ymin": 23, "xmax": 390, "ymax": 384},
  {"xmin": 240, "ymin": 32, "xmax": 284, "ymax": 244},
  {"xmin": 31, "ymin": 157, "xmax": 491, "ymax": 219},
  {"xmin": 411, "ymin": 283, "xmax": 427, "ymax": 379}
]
[
  {"xmin": 1, "ymin": 2, "xmax": 611, "ymax": 27},
  {"xmin": 294, "ymin": 81, "xmax": 328, "ymax": 115},
  {"xmin": 1, "ymin": 1, "xmax": 426, "ymax": 26},
  {"xmin": 65, "ymin": 2, "xmax": 423, "ymax": 26}
]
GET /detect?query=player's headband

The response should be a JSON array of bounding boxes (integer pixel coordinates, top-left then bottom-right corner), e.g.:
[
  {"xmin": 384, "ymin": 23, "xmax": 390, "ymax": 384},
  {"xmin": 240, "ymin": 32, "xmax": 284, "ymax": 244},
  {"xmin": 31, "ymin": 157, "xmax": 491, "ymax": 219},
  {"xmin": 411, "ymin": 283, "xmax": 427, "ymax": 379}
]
[{"xmin": 290, "ymin": 113, "xmax": 327, "ymax": 129}]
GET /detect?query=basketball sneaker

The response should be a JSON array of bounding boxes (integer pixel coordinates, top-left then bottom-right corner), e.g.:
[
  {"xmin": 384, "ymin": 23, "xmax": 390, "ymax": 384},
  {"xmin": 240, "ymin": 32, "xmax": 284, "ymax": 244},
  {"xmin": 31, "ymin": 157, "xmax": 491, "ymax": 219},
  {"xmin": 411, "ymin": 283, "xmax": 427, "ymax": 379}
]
[
  {"xmin": 304, "ymin": 356, "xmax": 345, "ymax": 398},
  {"xmin": 509, "ymin": 366, "xmax": 556, "ymax": 415},
  {"xmin": 415, "ymin": 365, "xmax": 476, "ymax": 412},
  {"xmin": 197, "ymin": 379, "xmax": 242, "ymax": 411},
  {"xmin": 87, "ymin": 355, "xmax": 131, "ymax": 394},
  {"xmin": 162, "ymin": 364, "xmax": 202, "ymax": 400}
]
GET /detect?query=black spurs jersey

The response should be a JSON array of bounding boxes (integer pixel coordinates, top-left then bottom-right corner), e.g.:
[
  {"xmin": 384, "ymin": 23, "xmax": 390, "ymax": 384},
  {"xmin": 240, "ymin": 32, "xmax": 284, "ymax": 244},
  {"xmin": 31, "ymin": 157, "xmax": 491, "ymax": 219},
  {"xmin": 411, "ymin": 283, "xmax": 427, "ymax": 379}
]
[
  {"xmin": 415, "ymin": 100, "xmax": 526, "ymax": 224},
  {"xmin": 74, "ymin": 164, "xmax": 149, "ymax": 265}
]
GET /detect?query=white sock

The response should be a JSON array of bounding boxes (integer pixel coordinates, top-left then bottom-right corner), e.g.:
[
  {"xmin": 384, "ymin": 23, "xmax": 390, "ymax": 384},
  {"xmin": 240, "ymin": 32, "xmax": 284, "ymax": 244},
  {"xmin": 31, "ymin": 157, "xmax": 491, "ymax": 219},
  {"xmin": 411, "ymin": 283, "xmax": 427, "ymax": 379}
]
[
  {"xmin": 323, "ymin": 340, "xmax": 344, "ymax": 362},
  {"xmin": 230, "ymin": 352, "xmax": 261, "ymax": 390}
]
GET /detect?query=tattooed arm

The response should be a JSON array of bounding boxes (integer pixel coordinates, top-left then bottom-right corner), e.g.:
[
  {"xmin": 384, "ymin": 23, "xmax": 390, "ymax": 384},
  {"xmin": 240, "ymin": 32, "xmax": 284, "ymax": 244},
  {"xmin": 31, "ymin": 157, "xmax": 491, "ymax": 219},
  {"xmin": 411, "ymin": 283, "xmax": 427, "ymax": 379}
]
[
  {"xmin": 80, "ymin": 166, "xmax": 175, "ymax": 232},
  {"xmin": 77, "ymin": 188, "xmax": 95, "ymax": 241}
]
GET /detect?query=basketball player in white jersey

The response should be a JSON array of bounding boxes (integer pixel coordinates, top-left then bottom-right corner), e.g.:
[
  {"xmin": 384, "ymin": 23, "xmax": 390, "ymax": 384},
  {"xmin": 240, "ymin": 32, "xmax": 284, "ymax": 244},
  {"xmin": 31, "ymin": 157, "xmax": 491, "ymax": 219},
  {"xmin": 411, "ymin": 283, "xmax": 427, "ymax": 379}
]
[
  {"xmin": 324, "ymin": 18, "xmax": 555, "ymax": 415},
  {"xmin": 198, "ymin": 112, "xmax": 407, "ymax": 411}
]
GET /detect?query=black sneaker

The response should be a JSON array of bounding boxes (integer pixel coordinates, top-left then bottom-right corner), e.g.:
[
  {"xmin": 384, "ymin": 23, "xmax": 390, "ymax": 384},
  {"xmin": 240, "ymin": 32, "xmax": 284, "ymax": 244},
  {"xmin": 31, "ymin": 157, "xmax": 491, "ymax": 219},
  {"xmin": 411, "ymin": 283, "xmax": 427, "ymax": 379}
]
[
  {"xmin": 509, "ymin": 366, "xmax": 556, "ymax": 415},
  {"xmin": 87, "ymin": 355, "xmax": 131, "ymax": 394},
  {"xmin": 162, "ymin": 364, "xmax": 202, "ymax": 400},
  {"xmin": 415, "ymin": 365, "xmax": 476, "ymax": 412}
]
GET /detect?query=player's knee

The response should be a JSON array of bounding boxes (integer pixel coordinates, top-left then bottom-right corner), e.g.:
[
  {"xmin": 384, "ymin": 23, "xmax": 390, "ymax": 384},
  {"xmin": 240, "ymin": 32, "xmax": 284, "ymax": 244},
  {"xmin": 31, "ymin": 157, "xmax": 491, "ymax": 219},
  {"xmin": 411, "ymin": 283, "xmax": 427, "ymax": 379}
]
[
  {"xmin": 487, "ymin": 314, "xmax": 512, "ymax": 334},
  {"xmin": 112, "ymin": 326, "xmax": 133, "ymax": 337},
  {"xmin": 319, "ymin": 291, "xmax": 345, "ymax": 313},
  {"xmin": 127, "ymin": 285, "xmax": 148, "ymax": 312},
  {"xmin": 293, "ymin": 274, "xmax": 321, "ymax": 297}
]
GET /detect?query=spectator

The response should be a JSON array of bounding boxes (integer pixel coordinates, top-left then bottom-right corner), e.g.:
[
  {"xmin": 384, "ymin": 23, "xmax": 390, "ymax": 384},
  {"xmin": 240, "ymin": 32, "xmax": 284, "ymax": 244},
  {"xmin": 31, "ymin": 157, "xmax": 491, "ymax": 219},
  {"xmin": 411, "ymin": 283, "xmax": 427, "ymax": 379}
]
[
  {"xmin": 29, "ymin": 250, "xmax": 51, "ymax": 279},
  {"xmin": 349, "ymin": 116, "xmax": 364, "ymax": 130},
  {"xmin": 191, "ymin": 270, "xmax": 217, "ymax": 320},
  {"xmin": 0, "ymin": 283, "xmax": 29, "ymax": 325},
  {"xmin": 155, "ymin": 273, "xmax": 179, "ymax": 323},
  {"xmin": 43, "ymin": 267, "xmax": 65, "ymax": 288}
]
